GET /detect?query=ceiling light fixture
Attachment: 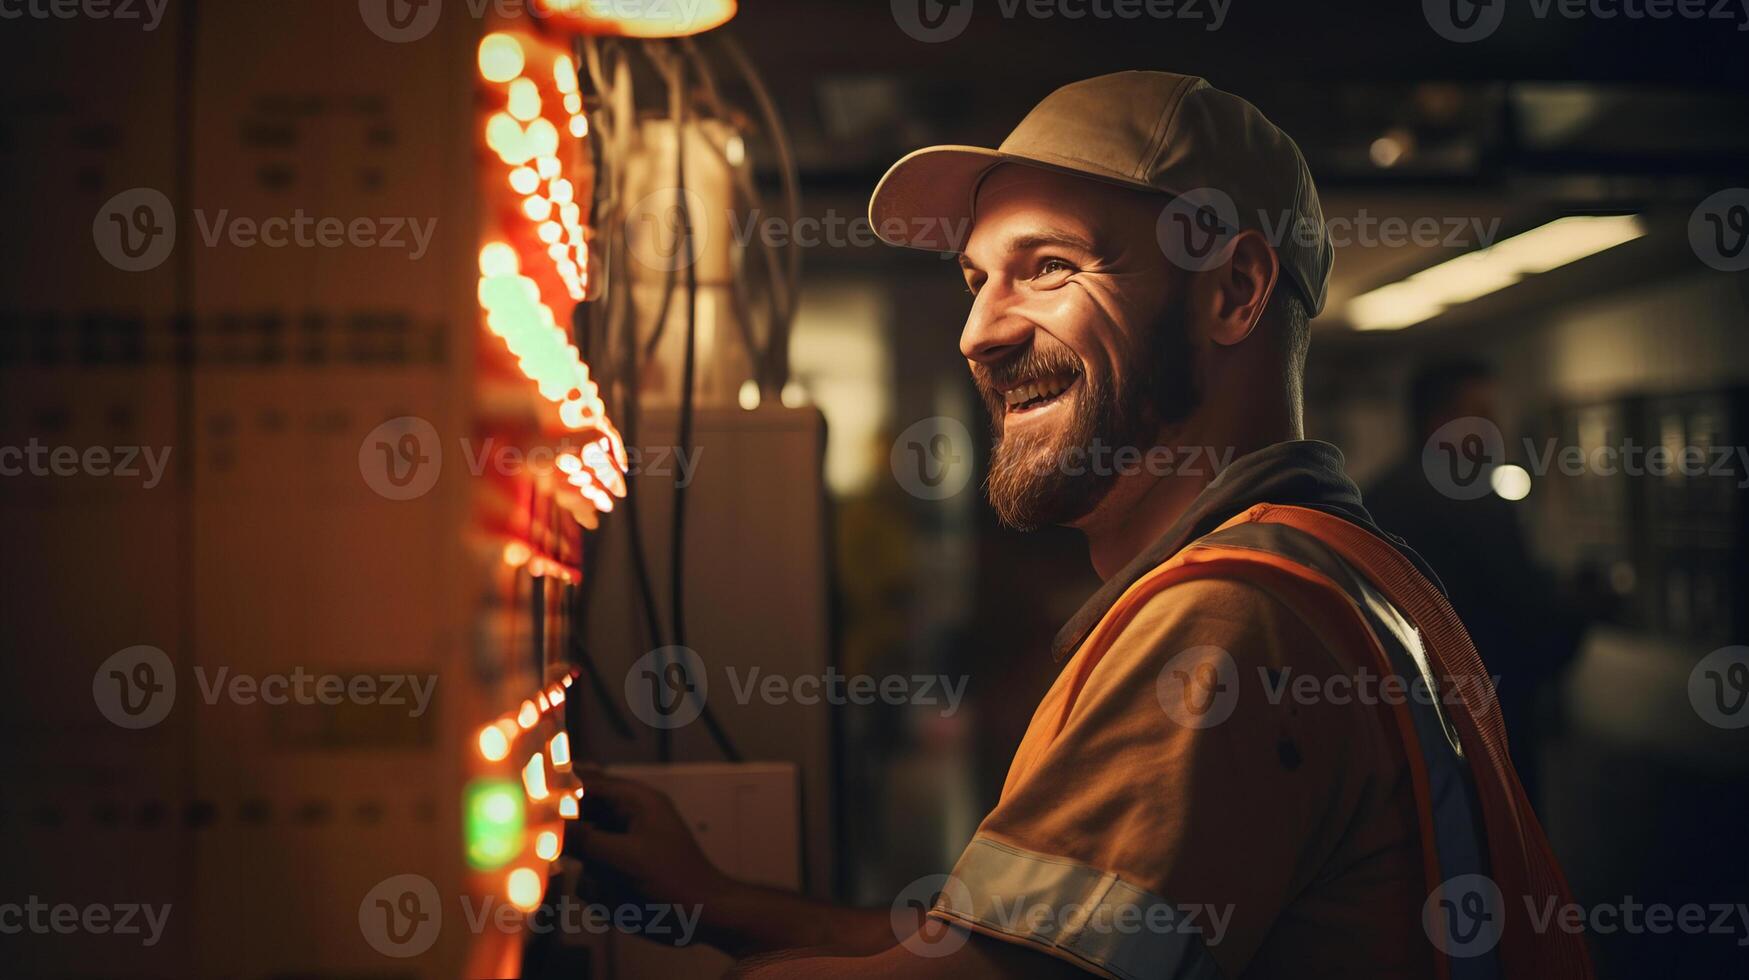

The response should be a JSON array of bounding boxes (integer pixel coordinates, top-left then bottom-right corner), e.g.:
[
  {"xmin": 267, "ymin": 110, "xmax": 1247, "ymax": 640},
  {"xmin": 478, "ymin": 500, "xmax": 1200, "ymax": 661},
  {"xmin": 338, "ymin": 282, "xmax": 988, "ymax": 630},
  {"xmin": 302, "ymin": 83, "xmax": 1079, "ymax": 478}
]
[{"xmin": 1347, "ymin": 214, "xmax": 1645, "ymax": 331}]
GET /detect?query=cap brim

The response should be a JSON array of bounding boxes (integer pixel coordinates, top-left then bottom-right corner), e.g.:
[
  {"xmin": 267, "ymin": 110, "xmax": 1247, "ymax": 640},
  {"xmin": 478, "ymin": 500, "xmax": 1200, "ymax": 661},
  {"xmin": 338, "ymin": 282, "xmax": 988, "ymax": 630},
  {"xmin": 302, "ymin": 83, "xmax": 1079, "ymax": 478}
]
[
  {"xmin": 867, "ymin": 145, "xmax": 1004, "ymax": 252},
  {"xmin": 869, "ymin": 145, "xmax": 1171, "ymax": 253}
]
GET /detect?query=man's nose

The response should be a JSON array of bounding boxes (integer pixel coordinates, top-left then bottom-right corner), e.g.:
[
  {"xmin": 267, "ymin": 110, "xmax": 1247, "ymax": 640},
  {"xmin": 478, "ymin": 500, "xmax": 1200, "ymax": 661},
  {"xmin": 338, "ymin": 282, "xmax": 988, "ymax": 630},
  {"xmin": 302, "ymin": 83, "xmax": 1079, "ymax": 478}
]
[{"xmin": 959, "ymin": 284, "xmax": 1033, "ymax": 363}]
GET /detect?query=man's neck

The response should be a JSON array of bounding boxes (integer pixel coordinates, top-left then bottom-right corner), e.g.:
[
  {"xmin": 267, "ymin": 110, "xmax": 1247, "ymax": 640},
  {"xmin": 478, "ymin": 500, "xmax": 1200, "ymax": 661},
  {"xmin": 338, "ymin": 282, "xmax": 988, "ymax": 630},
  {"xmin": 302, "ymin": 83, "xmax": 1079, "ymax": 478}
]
[
  {"xmin": 1076, "ymin": 417, "xmax": 1299, "ymax": 581},
  {"xmin": 1078, "ymin": 464, "xmax": 1214, "ymax": 580}
]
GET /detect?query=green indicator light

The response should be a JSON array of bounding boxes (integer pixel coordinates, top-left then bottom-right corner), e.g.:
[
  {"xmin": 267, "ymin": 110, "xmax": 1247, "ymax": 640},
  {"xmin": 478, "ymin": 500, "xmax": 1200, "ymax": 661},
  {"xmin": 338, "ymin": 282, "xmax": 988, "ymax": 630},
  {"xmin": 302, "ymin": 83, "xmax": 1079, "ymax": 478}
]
[{"xmin": 465, "ymin": 777, "xmax": 525, "ymax": 871}]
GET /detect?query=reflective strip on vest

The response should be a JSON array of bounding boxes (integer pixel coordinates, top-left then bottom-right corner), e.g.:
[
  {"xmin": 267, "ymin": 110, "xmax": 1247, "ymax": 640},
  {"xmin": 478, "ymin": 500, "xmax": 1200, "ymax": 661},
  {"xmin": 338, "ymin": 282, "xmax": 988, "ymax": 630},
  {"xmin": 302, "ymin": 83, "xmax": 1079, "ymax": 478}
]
[{"xmin": 1192, "ymin": 521, "xmax": 1501, "ymax": 980}]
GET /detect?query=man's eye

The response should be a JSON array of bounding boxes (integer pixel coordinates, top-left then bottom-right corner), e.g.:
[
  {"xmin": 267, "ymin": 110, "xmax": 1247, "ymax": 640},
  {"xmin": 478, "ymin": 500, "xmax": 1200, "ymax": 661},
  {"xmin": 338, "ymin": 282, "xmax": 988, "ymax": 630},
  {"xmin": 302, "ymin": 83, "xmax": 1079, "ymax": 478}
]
[{"xmin": 1035, "ymin": 258, "xmax": 1073, "ymax": 279}]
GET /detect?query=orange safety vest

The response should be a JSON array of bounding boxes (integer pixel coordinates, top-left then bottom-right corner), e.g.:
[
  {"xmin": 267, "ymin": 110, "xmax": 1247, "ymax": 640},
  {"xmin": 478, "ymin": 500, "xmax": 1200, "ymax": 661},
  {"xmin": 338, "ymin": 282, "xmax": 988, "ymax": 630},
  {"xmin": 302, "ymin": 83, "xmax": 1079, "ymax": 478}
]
[{"xmin": 1057, "ymin": 503, "xmax": 1594, "ymax": 980}]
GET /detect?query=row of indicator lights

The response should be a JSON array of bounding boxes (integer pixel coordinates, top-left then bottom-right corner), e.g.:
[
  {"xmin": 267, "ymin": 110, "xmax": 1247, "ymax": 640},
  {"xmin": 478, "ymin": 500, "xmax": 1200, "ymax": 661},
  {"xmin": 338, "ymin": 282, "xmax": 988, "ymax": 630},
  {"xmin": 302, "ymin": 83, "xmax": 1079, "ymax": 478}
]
[
  {"xmin": 501, "ymin": 540, "xmax": 583, "ymax": 584},
  {"xmin": 477, "ymin": 241, "xmax": 601, "ymax": 423},
  {"xmin": 557, "ymin": 442, "xmax": 626, "ymax": 512},
  {"xmin": 473, "ymin": 29, "xmax": 605, "ymax": 921},
  {"xmin": 479, "ymin": 33, "xmax": 592, "ymax": 304},
  {"xmin": 476, "ymin": 240, "xmax": 629, "ymax": 513},
  {"xmin": 498, "ymin": 825, "xmax": 570, "ymax": 910},
  {"xmin": 533, "ymin": 0, "xmax": 738, "ymax": 37},
  {"xmin": 467, "ymin": 778, "xmax": 554, "ymax": 911},
  {"xmin": 478, "ymin": 674, "xmax": 577, "ymax": 764},
  {"xmin": 474, "ymin": 32, "xmax": 626, "ymax": 513},
  {"xmin": 478, "ymin": 674, "xmax": 582, "ymax": 910},
  {"xmin": 501, "ymin": 826, "xmax": 565, "ymax": 908}
]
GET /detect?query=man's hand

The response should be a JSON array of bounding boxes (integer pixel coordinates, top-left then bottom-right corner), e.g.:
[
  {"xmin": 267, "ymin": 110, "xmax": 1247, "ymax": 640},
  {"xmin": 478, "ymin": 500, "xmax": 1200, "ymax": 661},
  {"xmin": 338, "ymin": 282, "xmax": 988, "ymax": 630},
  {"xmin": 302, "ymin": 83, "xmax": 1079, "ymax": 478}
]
[
  {"xmin": 573, "ymin": 769, "xmax": 902, "ymax": 958},
  {"xmin": 729, "ymin": 926, "xmax": 1097, "ymax": 979},
  {"xmin": 574, "ymin": 769, "xmax": 733, "ymax": 912}
]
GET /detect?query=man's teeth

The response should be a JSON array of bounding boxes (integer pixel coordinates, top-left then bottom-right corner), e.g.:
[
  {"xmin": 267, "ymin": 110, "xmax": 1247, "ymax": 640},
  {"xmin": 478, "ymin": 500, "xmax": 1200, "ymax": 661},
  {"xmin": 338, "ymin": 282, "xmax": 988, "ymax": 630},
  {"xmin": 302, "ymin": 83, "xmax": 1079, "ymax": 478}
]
[{"xmin": 1003, "ymin": 376, "xmax": 1074, "ymax": 409}]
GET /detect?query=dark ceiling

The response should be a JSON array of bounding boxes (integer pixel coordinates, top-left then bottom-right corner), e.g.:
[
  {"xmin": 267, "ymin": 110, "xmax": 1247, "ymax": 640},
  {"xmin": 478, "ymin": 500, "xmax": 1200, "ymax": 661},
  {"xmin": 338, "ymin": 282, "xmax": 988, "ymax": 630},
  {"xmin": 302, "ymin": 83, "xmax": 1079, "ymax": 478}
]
[
  {"xmin": 727, "ymin": 0, "xmax": 1749, "ymax": 189},
  {"xmin": 711, "ymin": 0, "xmax": 1749, "ymax": 331}
]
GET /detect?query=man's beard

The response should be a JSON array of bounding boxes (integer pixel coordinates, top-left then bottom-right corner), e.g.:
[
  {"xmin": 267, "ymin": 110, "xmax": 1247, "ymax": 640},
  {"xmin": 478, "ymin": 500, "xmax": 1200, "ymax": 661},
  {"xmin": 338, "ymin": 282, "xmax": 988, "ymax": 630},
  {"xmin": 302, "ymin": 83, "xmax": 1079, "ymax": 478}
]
[{"xmin": 975, "ymin": 298, "xmax": 1198, "ymax": 531}]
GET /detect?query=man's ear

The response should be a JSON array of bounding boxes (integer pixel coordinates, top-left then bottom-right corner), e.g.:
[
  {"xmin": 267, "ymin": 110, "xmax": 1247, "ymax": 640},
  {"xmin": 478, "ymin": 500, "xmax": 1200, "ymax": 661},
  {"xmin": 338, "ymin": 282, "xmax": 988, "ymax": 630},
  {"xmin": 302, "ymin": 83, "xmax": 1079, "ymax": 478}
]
[{"xmin": 1201, "ymin": 229, "xmax": 1279, "ymax": 347}]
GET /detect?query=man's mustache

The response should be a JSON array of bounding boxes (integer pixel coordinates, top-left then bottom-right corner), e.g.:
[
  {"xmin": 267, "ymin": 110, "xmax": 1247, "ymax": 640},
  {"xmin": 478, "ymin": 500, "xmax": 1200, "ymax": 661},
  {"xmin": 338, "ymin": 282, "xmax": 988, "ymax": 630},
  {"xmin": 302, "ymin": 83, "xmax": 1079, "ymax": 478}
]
[{"xmin": 970, "ymin": 343, "xmax": 1084, "ymax": 400}]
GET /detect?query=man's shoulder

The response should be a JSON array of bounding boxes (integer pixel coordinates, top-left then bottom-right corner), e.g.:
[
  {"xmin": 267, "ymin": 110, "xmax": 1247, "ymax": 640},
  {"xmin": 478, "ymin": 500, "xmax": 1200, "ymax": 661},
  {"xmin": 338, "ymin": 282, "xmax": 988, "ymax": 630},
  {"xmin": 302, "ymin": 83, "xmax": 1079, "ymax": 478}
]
[{"xmin": 1104, "ymin": 572, "xmax": 1348, "ymax": 677}]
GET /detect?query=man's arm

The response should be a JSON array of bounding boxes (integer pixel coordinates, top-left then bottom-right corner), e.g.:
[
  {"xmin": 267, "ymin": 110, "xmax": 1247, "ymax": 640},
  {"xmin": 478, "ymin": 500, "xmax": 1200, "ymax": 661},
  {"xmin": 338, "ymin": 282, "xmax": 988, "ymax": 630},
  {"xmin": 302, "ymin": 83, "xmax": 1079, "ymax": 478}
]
[
  {"xmin": 574, "ymin": 771, "xmax": 893, "ymax": 957},
  {"xmin": 575, "ymin": 772, "xmax": 1093, "ymax": 978},
  {"xmin": 727, "ymin": 926, "xmax": 1093, "ymax": 978}
]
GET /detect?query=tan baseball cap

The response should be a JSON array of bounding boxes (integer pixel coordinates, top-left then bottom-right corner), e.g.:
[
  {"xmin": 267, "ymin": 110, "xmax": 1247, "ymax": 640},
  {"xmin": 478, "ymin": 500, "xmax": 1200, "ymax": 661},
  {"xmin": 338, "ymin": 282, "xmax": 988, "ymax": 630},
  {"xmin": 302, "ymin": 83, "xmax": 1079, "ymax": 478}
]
[{"xmin": 868, "ymin": 71, "xmax": 1333, "ymax": 316}]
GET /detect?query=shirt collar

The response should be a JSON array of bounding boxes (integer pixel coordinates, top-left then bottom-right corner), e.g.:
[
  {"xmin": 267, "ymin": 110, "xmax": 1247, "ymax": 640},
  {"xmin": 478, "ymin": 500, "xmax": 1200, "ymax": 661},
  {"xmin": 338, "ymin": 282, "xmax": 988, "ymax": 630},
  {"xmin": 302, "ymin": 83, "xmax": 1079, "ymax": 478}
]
[{"xmin": 1050, "ymin": 440, "xmax": 1408, "ymax": 661}]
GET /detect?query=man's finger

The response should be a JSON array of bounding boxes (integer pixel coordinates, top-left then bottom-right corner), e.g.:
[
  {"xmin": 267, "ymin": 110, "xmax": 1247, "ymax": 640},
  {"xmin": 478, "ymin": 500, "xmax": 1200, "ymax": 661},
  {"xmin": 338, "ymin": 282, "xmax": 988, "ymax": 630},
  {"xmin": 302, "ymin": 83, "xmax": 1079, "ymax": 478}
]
[
  {"xmin": 574, "ymin": 823, "xmax": 639, "ymax": 868},
  {"xmin": 578, "ymin": 770, "xmax": 663, "ymax": 814}
]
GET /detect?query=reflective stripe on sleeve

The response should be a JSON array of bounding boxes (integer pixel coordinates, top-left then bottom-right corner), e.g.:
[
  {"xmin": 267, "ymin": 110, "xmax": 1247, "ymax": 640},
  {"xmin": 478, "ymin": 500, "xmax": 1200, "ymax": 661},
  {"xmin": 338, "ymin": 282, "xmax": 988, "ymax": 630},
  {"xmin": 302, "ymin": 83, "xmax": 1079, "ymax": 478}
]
[{"xmin": 928, "ymin": 836, "xmax": 1225, "ymax": 980}]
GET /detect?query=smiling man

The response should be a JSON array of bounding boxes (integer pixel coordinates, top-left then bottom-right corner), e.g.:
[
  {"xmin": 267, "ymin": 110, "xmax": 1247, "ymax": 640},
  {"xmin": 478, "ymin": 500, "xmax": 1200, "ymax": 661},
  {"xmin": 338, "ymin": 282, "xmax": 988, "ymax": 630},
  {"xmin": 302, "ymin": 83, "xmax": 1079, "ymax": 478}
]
[{"xmin": 578, "ymin": 72, "xmax": 1592, "ymax": 979}]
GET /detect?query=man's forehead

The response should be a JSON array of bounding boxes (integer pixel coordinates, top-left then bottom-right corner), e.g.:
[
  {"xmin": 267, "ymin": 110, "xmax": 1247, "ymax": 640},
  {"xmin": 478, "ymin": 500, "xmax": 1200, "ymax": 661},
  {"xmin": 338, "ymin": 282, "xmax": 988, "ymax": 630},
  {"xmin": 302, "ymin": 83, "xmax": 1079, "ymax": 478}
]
[
  {"xmin": 973, "ymin": 165, "xmax": 1105, "ymax": 221},
  {"xmin": 966, "ymin": 169, "xmax": 1098, "ymax": 253},
  {"xmin": 964, "ymin": 165, "xmax": 1151, "ymax": 260}
]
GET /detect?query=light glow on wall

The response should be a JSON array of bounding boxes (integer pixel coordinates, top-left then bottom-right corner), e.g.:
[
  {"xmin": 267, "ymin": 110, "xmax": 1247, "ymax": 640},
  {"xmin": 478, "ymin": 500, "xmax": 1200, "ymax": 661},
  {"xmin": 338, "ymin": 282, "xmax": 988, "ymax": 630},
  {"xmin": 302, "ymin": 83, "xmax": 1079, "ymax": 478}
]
[
  {"xmin": 1348, "ymin": 215, "xmax": 1645, "ymax": 331},
  {"xmin": 478, "ymin": 724, "xmax": 511, "ymax": 762},
  {"xmin": 465, "ymin": 779, "xmax": 526, "ymax": 871},
  {"xmin": 522, "ymin": 752, "xmax": 550, "ymax": 802},
  {"xmin": 534, "ymin": 830, "xmax": 560, "ymax": 861},
  {"xmin": 533, "ymin": 0, "xmax": 737, "ymax": 37},
  {"xmin": 507, "ymin": 867, "xmax": 544, "ymax": 911}
]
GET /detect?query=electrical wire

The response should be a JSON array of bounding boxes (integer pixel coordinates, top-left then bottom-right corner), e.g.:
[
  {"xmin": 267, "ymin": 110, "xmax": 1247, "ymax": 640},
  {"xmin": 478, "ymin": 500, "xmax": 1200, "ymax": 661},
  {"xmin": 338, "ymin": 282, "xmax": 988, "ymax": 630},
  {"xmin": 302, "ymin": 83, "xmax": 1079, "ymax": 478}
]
[
  {"xmin": 662, "ymin": 45, "xmax": 740, "ymax": 763},
  {"xmin": 714, "ymin": 32, "xmax": 802, "ymax": 391},
  {"xmin": 569, "ymin": 33, "xmax": 800, "ymax": 764},
  {"xmin": 582, "ymin": 39, "xmax": 739, "ymax": 763},
  {"xmin": 679, "ymin": 35, "xmax": 796, "ymax": 394}
]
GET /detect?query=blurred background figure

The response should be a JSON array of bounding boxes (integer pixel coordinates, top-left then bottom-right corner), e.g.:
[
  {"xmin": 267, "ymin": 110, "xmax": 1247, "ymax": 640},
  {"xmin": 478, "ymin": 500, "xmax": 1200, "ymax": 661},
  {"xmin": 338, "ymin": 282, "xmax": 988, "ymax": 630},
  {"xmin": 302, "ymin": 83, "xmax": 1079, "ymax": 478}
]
[{"xmin": 1366, "ymin": 360, "xmax": 1588, "ymax": 806}]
